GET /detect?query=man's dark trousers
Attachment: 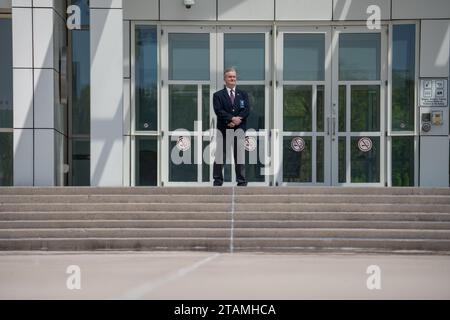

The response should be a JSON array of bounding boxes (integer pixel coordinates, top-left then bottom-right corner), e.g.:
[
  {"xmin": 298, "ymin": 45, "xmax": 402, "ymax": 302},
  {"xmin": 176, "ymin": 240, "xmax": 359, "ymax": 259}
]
[{"xmin": 213, "ymin": 128, "xmax": 247, "ymax": 186}]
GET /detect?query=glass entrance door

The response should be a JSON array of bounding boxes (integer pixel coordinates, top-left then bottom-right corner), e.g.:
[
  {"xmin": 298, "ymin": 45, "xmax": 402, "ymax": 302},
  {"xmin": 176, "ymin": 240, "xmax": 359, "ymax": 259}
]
[
  {"xmin": 276, "ymin": 26, "xmax": 387, "ymax": 186},
  {"xmin": 217, "ymin": 26, "xmax": 271, "ymax": 186},
  {"xmin": 331, "ymin": 27, "xmax": 387, "ymax": 186},
  {"xmin": 276, "ymin": 27, "xmax": 332, "ymax": 185},
  {"xmin": 160, "ymin": 26, "xmax": 271, "ymax": 186},
  {"xmin": 161, "ymin": 26, "xmax": 216, "ymax": 185}
]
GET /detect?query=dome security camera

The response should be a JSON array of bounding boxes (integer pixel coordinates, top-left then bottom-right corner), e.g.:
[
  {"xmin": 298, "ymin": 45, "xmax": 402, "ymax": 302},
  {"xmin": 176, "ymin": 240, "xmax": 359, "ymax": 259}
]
[{"xmin": 184, "ymin": 0, "xmax": 195, "ymax": 9}]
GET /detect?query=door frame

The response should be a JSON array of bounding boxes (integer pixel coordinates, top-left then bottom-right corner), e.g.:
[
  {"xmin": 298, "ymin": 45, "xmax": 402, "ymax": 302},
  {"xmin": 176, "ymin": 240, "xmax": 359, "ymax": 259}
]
[
  {"xmin": 274, "ymin": 25, "xmax": 388, "ymax": 186},
  {"xmin": 331, "ymin": 25, "xmax": 388, "ymax": 187}
]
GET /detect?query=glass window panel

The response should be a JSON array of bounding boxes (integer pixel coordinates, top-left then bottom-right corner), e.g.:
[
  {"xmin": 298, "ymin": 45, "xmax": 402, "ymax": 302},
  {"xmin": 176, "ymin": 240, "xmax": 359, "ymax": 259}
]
[
  {"xmin": 239, "ymin": 85, "xmax": 265, "ymax": 131},
  {"xmin": 392, "ymin": 136, "xmax": 414, "ymax": 186},
  {"xmin": 0, "ymin": 133, "xmax": 13, "ymax": 186},
  {"xmin": 317, "ymin": 136, "xmax": 324, "ymax": 183},
  {"xmin": 202, "ymin": 85, "xmax": 210, "ymax": 131},
  {"xmin": 169, "ymin": 33, "xmax": 209, "ymax": 81},
  {"xmin": 317, "ymin": 85, "xmax": 324, "ymax": 132},
  {"xmin": 136, "ymin": 136, "xmax": 158, "ymax": 186},
  {"xmin": 351, "ymin": 85, "xmax": 380, "ymax": 132},
  {"xmin": 283, "ymin": 136, "xmax": 312, "ymax": 183},
  {"xmin": 245, "ymin": 137, "xmax": 265, "ymax": 183},
  {"xmin": 339, "ymin": 33, "xmax": 380, "ymax": 81},
  {"xmin": 338, "ymin": 85, "xmax": 346, "ymax": 132},
  {"xmin": 283, "ymin": 86, "xmax": 312, "ymax": 132},
  {"xmin": 169, "ymin": 138, "xmax": 197, "ymax": 182},
  {"xmin": 169, "ymin": 85, "xmax": 197, "ymax": 131},
  {"xmin": 71, "ymin": 139, "xmax": 90, "ymax": 186},
  {"xmin": 392, "ymin": 24, "xmax": 416, "ymax": 132},
  {"xmin": 0, "ymin": 19, "xmax": 13, "ymax": 129},
  {"xmin": 224, "ymin": 33, "xmax": 265, "ymax": 81},
  {"xmin": 70, "ymin": 0, "xmax": 90, "ymax": 27},
  {"xmin": 338, "ymin": 137, "xmax": 346, "ymax": 183},
  {"xmin": 283, "ymin": 33, "xmax": 325, "ymax": 81},
  {"xmin": 351, "ymin": 137, "xmax": 380, "ymax": 183},
  {"xmin": 136, "ymin": 25, "xmax": 158, "ymax": 131},
  {"xmin": 71, "ymin": 30, "xmax": 90, "ymax": 135}
]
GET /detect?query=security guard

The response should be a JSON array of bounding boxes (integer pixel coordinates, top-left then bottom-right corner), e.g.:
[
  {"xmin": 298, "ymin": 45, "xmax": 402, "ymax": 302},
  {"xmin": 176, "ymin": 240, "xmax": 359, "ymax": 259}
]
[{"xmin": 212, "ymin": 67, "xmax": 250, "ymax": 187}]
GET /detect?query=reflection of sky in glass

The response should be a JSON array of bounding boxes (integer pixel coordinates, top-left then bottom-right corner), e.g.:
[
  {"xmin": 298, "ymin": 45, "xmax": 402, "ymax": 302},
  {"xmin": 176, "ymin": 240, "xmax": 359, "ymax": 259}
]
[
  {"xmin": 339, "ymin": 33, "xmax": 380, "ymax": 81},
  {"xmin": 393, "ymin": 25, "xmax": 415, "ymax": 75},
  {"xmin": 225, "ymin": 34, "xmax": 265, "ymax": 81},
  {"xmin": 137, "ymin": 26, "xmax": 158, "ymax": 89},
  {"xmin": 0, "ymin": 19, "xmax": 12, "ymax": 128},
  {"xmin": 169, "ymin": 33, "xmax": 210, "ymax": 81},
  {"xmin": 72, "ymin": 30, "xmax": 90, "ymax": 99},
  {"xmin": 284, "ymin": 34, "xmax": 325, "ymax": 81}
]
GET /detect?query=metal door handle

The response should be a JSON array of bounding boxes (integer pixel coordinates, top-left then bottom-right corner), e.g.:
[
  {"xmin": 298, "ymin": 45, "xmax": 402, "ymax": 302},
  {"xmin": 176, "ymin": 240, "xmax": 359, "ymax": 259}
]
[
  {"xmin": 332, "ymin": 117, "xmax": 336, "ymax": 136},
  {"xmin": 327, "ymin": 117, "xmax": 331, "ymax": 135}
]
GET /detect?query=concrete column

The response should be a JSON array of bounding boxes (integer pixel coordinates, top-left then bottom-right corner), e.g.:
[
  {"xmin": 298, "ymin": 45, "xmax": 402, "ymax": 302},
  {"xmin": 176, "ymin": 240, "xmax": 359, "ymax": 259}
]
[
  {"xmin": 12, "ymin": 0, "xmax": 67, "ymax": 186},
  {"xmin": 90, "ymin": 0, "xmax": 123, "ymax": 186}
]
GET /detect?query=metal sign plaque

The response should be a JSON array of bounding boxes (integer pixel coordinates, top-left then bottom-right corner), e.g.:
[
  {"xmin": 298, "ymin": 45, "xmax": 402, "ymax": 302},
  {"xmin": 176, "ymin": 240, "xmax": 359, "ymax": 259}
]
[
  {"xmin": 244, "ymin": 136, "xmax": 257, "ymax": 152},
  {"xmin": 291, "ymin": 137, "xmax": 305, "ymax": 152},
  {"xmin": 420, "ymin": 79, "xmax": 448, "ymax": 107},
  {"xmin": 358, "ymin": 137, "xmax": 373, "ymax": 153},
  {"xmin": 176, "ymin": 136, "xmax": 191, "ymax": 152}
]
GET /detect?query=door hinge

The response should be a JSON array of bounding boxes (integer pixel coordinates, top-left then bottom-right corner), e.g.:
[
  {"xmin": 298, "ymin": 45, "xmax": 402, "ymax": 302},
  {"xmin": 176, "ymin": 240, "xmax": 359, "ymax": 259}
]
[
  {"xmin": 161, "ymin": 80, "xmax": 164, "ymax": 87},
  {"xmin": 161, "ymin": 29, "xmax": 164, "ymax": 36}
]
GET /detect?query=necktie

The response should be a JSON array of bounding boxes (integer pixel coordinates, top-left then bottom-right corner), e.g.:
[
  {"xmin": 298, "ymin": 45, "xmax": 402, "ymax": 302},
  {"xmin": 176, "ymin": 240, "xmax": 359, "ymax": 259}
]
[{"xmin": 230, "ymin": 89, "xmax": 235, "ymax": 105}]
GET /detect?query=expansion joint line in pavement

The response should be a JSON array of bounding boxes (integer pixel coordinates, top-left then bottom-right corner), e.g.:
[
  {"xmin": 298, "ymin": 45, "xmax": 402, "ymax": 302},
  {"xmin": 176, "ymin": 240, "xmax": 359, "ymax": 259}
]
[{"xmin": 230, "ymin": 186, "xmax": 236, "ymax": 253}]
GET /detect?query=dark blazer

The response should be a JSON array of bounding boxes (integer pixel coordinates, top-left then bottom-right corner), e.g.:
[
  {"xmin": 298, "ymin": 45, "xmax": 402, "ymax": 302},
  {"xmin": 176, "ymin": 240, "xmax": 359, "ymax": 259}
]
[{"xmin": 213, "ymin": 88, "xmax": 250, "ymax": 131}]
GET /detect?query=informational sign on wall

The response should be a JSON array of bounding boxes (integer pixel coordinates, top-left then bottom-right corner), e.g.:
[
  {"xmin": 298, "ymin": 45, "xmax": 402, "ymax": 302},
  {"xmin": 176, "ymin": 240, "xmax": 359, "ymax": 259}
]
[{"xmin": 419, "ymin": 78, "xmax": 448, "ymax": 107}]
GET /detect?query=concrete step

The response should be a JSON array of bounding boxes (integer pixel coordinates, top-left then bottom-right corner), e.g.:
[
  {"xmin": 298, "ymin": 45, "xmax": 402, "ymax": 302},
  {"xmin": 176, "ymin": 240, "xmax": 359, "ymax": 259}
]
[
  {"xmin": 0, "ymin": 212, "xmax": 231, "ymax": 220},
  {"xmin": 0, "ymin": 238, "xmax": 449, "ymax": 252},
  {"xmin": 233, "ymin": 228, "xmax": 450, "ymax": 239},
  {"xmin": 1, "ymin": 203, "xmax": 449, "ymax": 213},
  {"xmin": 233, "ymin": 238, "xmax": 450, "ymax": 252},
  {"xmin": 234, "ymin": 203, "xmax": 450, "ymax": 213},
  {"xmin": 0, "ymin": 220, "xmax": 232, "ymax": 229},
  {"xmin": 1, "ymin": 228, "xmax": 449, "ymax": 240},
  {"xmin": 1, "ymin": 194, "xmax": 449, "ymax": 204},
  {"xmin": 1, "ymin": 211, "xmax": 449, "ymax": 221},
  {"xmin": 0, "ymin": 228, "xmax": 231, "ymax": 238},
  {"xmin": 1, "ymin": 187, "xmax": 450, "ymax": 196},
  {"xmin": 0, "ymin": 203, "xmax": 232, "ymax": 212},
  {"xmin": 0, "ymin": 238, "xmax": 231, "ymax": 251},
  {"xmin": 0, "ymin": 195, "xmax": 231, "ymax": 204},
  {"xmin": 1, "ymin": 220, "xmax": 449, "ymax": 230}
]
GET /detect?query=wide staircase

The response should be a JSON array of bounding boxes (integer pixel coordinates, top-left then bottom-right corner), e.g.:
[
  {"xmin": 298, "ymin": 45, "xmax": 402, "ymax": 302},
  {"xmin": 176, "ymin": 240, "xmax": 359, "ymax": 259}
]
[{"xmin": 1, "ymin": 187, "xmax": 450, "ymax": 254}]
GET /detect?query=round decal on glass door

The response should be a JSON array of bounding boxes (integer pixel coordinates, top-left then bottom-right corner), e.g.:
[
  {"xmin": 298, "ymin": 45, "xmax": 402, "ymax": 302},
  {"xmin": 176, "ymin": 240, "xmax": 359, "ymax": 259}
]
[
  {"xmin": 358, "ymin": 137, "xmax": 373, "ymax": 152},
  {"xmin": 291, "ymin": 137, "xmax": 305, "ymax": 152},
  {"xmin": 244, "ymin": 136, "xmax": 257, "ymax": 152},
  {"xmin": 176, "ymin": 136, "xmax": 191, "ymax": 152}
]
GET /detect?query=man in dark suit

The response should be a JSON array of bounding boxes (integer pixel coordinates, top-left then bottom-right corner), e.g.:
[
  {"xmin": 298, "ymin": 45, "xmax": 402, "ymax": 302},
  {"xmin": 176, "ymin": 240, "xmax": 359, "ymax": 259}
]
[{"xmin": 213, "ymin": 67, "xmax": 250, "ymax": 187}]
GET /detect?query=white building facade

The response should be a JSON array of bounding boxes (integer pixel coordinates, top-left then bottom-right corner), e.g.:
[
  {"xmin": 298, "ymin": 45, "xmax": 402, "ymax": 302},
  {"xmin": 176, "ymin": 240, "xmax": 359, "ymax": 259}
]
[{"xmin": 0, "ymin": 0, "xmax": 449, "ymax": 187}]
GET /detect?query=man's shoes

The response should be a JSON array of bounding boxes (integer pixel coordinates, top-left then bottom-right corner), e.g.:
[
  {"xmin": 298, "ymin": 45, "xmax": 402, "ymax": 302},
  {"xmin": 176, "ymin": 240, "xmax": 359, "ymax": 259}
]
[
  {"xmin": 213, "ymin": 181, "xmax": 223, "ymax": 187},
  {"xmin": 237, "ymin": 183, "xmax": 247, "ymax": 187}
]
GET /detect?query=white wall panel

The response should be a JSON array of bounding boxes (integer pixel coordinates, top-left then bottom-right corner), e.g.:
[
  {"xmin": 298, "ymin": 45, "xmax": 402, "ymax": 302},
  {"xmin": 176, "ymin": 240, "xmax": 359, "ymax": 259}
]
[
  {"xmin": 90, "ymin": 5, "xmax": 123, "ymax": 186},
  {"xmin": 393, "ymin": 0, "xmax": 450, "ymax": 19},
  {"xmin": 218, "ymin": 0, "xmax": 274, "ymax": 21},
  {"xmin": 13, "ymin": 128, "xmax": 33, "ymax": 186},
  {"xmin": 123, "ymin": 0, "xmax": 158, "ymax": 20},
  {"xmin": 13, "ymin": 68, "xmax": 33, "ymax": 128},
  {"xmin": 161, "ymin": 0, "xmax": 216, "ymax": 21},
  {"xmin": 333, "ymin": 0, "xmax": 390, "ymax": 21},
  {"xmin": 276, "ymin": 0, "xmax": 332, "ymax": 21},
  {"xmin": 420, "ymin": 20, "xmax": 450, "ymax": 78}
]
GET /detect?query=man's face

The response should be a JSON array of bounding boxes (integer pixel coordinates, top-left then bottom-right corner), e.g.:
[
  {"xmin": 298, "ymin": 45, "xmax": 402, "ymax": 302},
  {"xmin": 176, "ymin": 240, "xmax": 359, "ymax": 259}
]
[{"xmin": 224, "ymin": 71, "xmax": 237, "ymax": 88}]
